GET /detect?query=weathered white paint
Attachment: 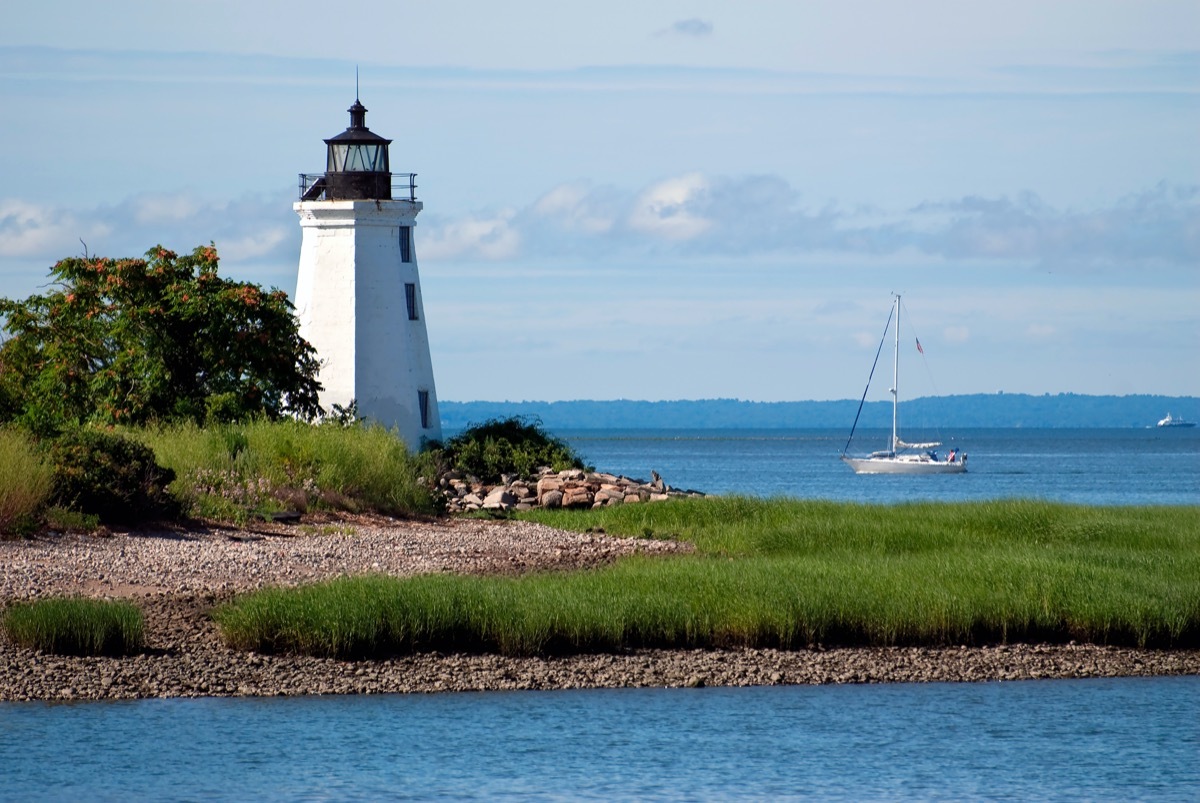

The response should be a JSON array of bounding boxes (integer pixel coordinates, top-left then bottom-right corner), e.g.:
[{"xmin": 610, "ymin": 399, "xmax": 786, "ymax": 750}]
[{"xmin": 294, "ymin": 199, "xmax": 442, "ymax": 449}]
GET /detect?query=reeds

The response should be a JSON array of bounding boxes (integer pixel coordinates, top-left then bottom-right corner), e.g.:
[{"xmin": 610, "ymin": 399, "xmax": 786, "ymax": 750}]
[
  {"xmin": 133, "ymin": 420, "xmax": 441, "ymax": 521},
  {"xmin": 3, "ymin": 597, "xmax": 144, "ymax": 656},
  {"xmin": 0, "ymin": 427, "xmax": 53, "ymax": 535},
  {"xmin": 215, "ymin": 498, "xmax": 1200, "ymax": 657}
]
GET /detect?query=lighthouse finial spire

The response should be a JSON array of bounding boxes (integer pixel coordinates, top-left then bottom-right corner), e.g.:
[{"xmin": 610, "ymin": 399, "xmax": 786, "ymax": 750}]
[{"xmin": 356, "ymin": 65, "xmax": 359, "ymax": 102}]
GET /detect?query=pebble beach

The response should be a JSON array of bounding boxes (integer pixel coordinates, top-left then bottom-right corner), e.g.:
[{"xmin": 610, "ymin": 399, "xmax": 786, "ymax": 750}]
[{"xmin": 3, "ymin": 516, "xmax": 1198, "ymax": 702}]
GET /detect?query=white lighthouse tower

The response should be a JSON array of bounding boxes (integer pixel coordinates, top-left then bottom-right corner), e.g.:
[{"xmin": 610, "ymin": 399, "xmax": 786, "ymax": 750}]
[{"xmin": 293, "ymin": 97, "xmax": 441, "ymax": 448}]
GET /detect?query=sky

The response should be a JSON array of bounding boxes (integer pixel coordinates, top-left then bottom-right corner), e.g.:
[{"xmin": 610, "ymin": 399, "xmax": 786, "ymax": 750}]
[{"xmin": 1, "ymin": 1, "xmax": 1198, "ymax": 403}]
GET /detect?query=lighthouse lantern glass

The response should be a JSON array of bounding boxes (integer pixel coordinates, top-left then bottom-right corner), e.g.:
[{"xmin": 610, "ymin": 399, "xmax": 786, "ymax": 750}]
[{"xmin": 329, "ymin": 143, "xmax": 385, "ymax": 173}]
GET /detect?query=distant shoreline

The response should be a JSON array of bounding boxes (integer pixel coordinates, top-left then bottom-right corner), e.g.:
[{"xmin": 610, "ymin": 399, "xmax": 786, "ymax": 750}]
[{"xmin": 439, "ymin": 394, "xmax": 1200, "ymax": 431}]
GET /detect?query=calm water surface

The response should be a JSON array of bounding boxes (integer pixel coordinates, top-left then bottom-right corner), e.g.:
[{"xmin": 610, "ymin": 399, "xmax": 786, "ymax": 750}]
[
  {"xmin": 3, "ymin": 429, "xmax": 1197, "ymax": 800},
  {"xmin": 3, "ymin": 677, "xmax": 1198, "ymax": 801},
  {"xmin": 560, "ymin": 428, "xmax": 1200, "ymax": 505}
]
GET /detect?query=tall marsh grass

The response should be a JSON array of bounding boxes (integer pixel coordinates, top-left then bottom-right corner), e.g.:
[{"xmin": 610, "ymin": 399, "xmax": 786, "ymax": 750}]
[
  {"xmin": 215, "ymin": 498, "xmax": 1200, "ymax": 657},
  {"xmin": 3, "ymin": 597, "xmax": 144, "ymax": 655},
  {"xmin": 0, "ymin": 427, "xmax": 53, "ymax": 535},
  {"xmin": 132, "ymin": 420, "xmax": 441, "ymax": 521}
]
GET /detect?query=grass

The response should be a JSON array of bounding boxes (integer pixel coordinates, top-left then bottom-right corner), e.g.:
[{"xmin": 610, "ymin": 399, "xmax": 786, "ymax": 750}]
[
  {"xmin": 3, "ymin": 597, "xmax": 144, "ymax": 656},
  {"xmin": 0, "ymin": 420, "xmax": 443, "ymax": 533},
  {"xmin": 131, "ymin": 419, "xmax": 442, "ymax": 523},
  {"xmin": 214, "ymin": 497, "xmax": 1200, "ymax": 658},
  {"xmin": 0, "ymin": 427, "xmax": 53, "ymax": 535}
]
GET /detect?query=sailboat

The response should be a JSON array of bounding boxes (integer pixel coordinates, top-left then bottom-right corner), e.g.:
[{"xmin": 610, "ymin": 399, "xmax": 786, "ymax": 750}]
[{"xmin": 841, "ymin": 294, "xmax": 967, "ymax": 475}]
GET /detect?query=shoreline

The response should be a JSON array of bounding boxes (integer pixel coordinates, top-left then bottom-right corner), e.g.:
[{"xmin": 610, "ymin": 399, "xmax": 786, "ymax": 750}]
[{"xmin": 3, "ymin": 517, "xmax": 1198, "ymax": 702}]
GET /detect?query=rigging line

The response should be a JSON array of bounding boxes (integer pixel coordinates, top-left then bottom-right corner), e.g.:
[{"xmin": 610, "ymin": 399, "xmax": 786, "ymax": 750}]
[
  {"xmin": 842, "ymin": 301, "xmax": 895, "ymax": 456},
  {"xmin": 899, "ymin": 296, "xmax": 946, "ymax": 444}
]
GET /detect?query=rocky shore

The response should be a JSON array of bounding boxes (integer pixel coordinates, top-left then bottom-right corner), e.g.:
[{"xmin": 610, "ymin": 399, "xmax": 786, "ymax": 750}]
[
  {"xmin": 440, "ymin": 468, "xmax": 704, "ymax": 514},
  {"xmin": 3, "ymin": 516, "xmax": 1198, "ymax": 702}
]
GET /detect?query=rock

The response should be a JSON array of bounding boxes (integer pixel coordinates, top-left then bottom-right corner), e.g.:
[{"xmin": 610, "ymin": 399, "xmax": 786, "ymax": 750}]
[
  {"xmin": 541, "ymin": 490, "xmax": 563, "ymax": 509},
  {"xmin": 536, "ymin": 476, "xmax": 563, "ymax": 502},
  {"xmin": 561, "ymin": 487, "xmax": 593, "ymax": 508},
  {"xmin": 483, "ymin": 489, "xmax": 517, "ymax": 510}
]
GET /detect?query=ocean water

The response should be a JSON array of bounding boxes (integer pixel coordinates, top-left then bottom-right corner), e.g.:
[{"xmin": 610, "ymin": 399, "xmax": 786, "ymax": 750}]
[
  {"xmin": 3, "ymin": 428, "xmax": 1198, "ymax": 800},
  {"xmin": 559, "ymin": 427, "xmax": 1200, "ymax": 505},
  {"xmin": 3, "ymin": 677, "xmax": 1198, "ymax": 801}
]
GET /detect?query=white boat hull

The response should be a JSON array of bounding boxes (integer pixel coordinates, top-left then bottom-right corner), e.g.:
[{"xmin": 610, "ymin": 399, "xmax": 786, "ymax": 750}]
[{"xmin": 841, "ymin": 455, "xmax": 967, "ymax": 475}]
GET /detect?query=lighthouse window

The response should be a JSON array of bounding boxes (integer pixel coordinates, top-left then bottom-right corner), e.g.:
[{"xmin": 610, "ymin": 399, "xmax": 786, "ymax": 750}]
[
  {"xmin": 405, "ymin": 283, "xmax": 418, "ymax": 320},
  {"xmin": 399, "ymin": 227, "xmax": 412, "ymax": 262},
  {"xmin": 328, "ymin": 143, "xmax": 385, "ymax": 172},
  {"xmin": 418, "ymin": 390, "xmax": 430, "ymax": 429}
]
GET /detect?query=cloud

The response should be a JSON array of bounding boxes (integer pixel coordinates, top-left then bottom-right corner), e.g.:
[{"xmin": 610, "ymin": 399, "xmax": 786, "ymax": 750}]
[
  {"xmin": 656, "ymin": 18, "xmax": 714, "ymax": 38},
  {"xmin": 4, "ymin": 176, "xmax": 1196, "ymax": 305},
  {"xmin": 627, "ymin": 173, "xmax": 713, "ymax": 241},
  {"xmin": 0, "ymin": 200, "xmax": 112, "ymax": 258},
  {"xmin": 530, "ymin": 183, "xmax": 616, "ymax": 234},
  {"xmin": 419, "ymin": 209, "xmax": 521, "ymax": 260},
  {"xmin": 0, "ymin": 192, "xmax": 299, "ymax": 292},
  {"xmin": 904, "ymin": 183, "xmax": 1200, "ymax": 267}
]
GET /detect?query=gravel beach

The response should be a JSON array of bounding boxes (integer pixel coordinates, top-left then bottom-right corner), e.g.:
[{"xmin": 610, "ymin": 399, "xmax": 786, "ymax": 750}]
[{"xmin": 3, "ymin": 516, "xmax": 1197, "ymax": 701}]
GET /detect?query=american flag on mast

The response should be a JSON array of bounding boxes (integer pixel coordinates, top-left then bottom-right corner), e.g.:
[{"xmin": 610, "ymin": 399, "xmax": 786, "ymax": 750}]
[{"xmin": 915, "ymin": 338, "xmax": 924, "ymax": 354}]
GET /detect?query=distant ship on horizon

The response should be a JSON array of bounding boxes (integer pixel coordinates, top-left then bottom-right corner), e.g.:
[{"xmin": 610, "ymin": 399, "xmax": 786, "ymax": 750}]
[{"xmin": 1157, "ymin": 412, "xmax": 1196, "ymax": 428}]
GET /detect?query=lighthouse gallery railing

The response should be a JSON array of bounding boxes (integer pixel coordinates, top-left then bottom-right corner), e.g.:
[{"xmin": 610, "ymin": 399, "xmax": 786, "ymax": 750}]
[{"xmin": 298, "ymin": 173, "xmax": 418, "ymax": 202}]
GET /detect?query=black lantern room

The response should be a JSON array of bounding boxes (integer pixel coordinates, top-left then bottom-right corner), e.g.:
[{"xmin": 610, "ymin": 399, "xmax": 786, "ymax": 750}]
[{"xmin": 322, "ymin": 99, "xmax": 392, "ymax": 200}]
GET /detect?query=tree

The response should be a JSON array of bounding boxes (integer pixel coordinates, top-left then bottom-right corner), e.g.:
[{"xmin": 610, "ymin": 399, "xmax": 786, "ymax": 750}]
[{"xmin": 0, "ymin": 244, "xmax": 321, "ymax": 432}]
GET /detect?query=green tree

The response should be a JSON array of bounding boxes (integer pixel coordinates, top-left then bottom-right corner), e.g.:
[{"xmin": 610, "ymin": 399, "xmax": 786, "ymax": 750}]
[{"xmin": 0, "ymin": 244, "xmax": 321, "ymax": 432}]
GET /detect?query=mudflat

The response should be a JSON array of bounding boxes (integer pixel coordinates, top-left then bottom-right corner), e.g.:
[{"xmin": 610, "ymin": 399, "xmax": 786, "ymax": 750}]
[{"xmin": 2, "ymin": 516, "xmax": 1197, "ymax": 701}]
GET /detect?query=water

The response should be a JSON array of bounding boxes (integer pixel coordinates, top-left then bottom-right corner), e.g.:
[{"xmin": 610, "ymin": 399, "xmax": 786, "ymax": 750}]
[
  {"xmin": 3, "ymin": 428, "xmax": 1197, "ymax": 799},
  {"xmin": 560, "ymin": 428, "xmax": 1200, "ymax": 505},
  {"xmin": 3, "ymin": 677, "xmax": 1197, "ymax": 801}
]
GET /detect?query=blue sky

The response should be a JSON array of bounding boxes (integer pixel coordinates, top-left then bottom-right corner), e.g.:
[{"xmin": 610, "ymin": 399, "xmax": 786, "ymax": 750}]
[{"xmin": 1, "ymin": 1, "xmax": 1197, "ymax": 402}]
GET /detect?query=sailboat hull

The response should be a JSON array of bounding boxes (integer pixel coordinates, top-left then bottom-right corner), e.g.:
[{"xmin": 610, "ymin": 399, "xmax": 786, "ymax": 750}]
[{"xmin": 841, "ymin": 455, "xmax": 967, "ymax": 475}]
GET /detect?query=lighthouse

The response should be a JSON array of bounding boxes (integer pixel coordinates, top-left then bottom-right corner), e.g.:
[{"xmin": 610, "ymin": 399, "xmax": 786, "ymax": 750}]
[{"xmin": 293, "ymin": 97, "xmax": 441, "ymax": 448}]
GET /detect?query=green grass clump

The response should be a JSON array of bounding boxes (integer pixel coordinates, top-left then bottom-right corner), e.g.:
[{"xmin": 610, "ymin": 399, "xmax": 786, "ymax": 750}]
[
  {"xmin": 215, "ymin": 498, "xmax": 1200, "ymax": 658},
  {"xmin": 440, "ymin": 416, "xmax": 587, "ymax": 483},
  {"xmin": 0, "ymin": 427, "xmax": 53, "ymax": 535},
  {"xmin": 132, "ymin": 419, "xmax": 441, "ymax": 522},
  {"xmin": 3, "ymin": 597, "xmax": 144, "ymax": 656}
]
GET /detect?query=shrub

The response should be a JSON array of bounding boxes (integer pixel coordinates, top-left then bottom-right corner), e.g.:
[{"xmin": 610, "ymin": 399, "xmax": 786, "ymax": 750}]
[
  {"xmin": 137, "ymin": 419, "xmax": 442, "ymax": 523},
  {"xmin": 49, "ymin": 428, "xmax": 179, "ymax": 524},
  {"xmin": 0, "ymin": 428, "xmax": 54, "ymax": 535},
  {"xmin": 3, "ymin": 597, "xmax": 144, "ymax": 656},
  {"xmin": 441, "ymin": 417, "xmax": 587, "ymax": 483}
]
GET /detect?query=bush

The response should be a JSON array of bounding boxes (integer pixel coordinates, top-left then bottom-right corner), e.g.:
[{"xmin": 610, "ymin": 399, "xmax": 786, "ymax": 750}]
[
  {"xmin": 0, "ymin": 428, "xmax": 54, "ymax": 535},
  {"xmin": 137, "ymin": 419, "xmax": 442, "ymax": 523},
  {"xmin": 441, "ymin": 417, "xmax": 587, "ymax": 483},
  {"xmin": 49, "ymin": 428, "xmax": 179, "ymax": 524},
  {"xmin": 3, "ymin": 597, "xmax": 144, "ymax": 656}
]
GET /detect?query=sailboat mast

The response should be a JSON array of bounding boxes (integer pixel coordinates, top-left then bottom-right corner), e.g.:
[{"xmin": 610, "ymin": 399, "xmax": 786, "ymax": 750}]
[{"xmin": 891, "ymin": 294, "xmax": 900, "ymax": 454}]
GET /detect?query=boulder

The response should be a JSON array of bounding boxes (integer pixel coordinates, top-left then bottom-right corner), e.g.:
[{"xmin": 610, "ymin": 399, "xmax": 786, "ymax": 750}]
[
  {"xmin": 483, "ymin": 488, "xmax": 517, "ymax": 510},
  {"xmin": 561, "ymin": 487, "xmax": 593, "ymax": 508},
  {"xmin": 536, "ymin": 476, "xmax": 563, "ymax": 501}
]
